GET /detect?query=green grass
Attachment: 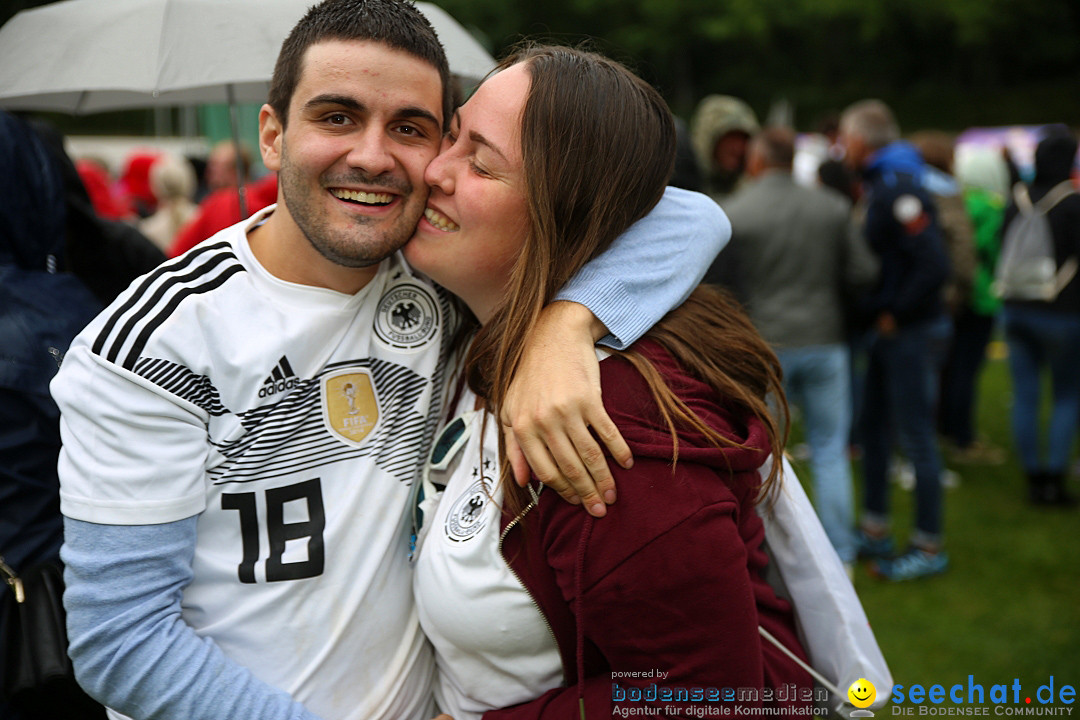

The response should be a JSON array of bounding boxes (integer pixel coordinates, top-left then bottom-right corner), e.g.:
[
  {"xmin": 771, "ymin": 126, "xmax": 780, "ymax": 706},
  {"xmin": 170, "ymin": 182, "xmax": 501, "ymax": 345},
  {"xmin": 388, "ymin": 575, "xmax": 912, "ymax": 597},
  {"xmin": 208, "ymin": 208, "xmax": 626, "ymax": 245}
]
[{"xmin": 785, "ymin": 352, "xmax": 1080, "ymax": 706}]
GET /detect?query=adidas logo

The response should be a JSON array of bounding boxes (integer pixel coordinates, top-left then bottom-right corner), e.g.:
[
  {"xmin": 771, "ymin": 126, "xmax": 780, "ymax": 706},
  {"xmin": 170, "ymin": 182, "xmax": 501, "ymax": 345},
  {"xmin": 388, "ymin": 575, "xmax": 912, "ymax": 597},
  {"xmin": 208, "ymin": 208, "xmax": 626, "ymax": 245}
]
[{"xmin": 258, "ymin": 355, "xmax": 299, "ymax": 398}]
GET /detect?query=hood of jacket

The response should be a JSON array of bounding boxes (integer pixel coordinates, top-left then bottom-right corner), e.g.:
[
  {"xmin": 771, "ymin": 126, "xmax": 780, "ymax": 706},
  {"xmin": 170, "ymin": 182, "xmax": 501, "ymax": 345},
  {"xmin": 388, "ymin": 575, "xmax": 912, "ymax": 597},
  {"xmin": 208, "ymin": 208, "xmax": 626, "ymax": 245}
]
[
  {"xmin": 690, "ymin": 94, "xmax": 760, "ymax": 178},
  {"xmin": 0, "ymin": 110, "xmax": 67, "ymax": 270},
  {"xmin": 864, "ymin": 140, "xmax": 926, "ymax": 184},
  {"xmin": 605, "ymin": 341, "xmax": 772, "ymax": 478},
  {"xmin": 955, "ymin": 146, "xmax": 1010, "ymax": 198}
]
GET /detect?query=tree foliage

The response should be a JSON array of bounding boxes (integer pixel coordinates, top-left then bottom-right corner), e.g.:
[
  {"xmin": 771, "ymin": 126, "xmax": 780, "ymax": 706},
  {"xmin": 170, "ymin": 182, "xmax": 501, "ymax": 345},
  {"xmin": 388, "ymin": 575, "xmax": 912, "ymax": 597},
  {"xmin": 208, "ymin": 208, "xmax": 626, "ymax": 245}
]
[
  {"xmin": 437, "ymin": 0, "xmax": 1080, "ymax": 130},
  {"xmin": 2, "ymin": 0, "xmax": 1076, "ymax": 131}
]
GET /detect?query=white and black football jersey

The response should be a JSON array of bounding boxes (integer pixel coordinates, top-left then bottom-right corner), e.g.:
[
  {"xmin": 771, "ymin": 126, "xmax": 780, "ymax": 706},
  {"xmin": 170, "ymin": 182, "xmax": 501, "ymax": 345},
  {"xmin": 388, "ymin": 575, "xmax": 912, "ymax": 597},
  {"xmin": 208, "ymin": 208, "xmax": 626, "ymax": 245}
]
[{"xmin": 54, "ymin": 207, "xmax": 455, "ymax": 720}]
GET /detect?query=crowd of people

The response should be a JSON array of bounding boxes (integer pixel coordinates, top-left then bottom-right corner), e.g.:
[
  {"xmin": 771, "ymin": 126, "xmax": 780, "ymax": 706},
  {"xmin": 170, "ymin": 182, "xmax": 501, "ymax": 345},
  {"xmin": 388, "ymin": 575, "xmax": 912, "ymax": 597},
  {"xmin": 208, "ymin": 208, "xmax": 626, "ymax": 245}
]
[
  {"xmin": 691, "ymin": 93, "xmax": 1079, "ymax": 583},
  {"xmin": 1, "ymin": 0, "xmax": 1078, "ymax": 718},
  {"xmin": 67, "ymin": 138, "xmax": 280, "ymax": 259}
]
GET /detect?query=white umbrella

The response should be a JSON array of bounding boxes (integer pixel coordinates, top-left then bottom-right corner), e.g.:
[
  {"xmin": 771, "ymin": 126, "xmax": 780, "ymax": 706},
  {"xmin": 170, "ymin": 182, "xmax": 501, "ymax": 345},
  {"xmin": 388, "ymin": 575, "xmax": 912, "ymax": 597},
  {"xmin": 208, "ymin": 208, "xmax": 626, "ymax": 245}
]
[
  {"xmin": 0, "ymin": 0, "xmax": 495, "ymax": 112},
  {"xmin": 0, "ymin": 0, "xmax": 495, "ymax": 214}
]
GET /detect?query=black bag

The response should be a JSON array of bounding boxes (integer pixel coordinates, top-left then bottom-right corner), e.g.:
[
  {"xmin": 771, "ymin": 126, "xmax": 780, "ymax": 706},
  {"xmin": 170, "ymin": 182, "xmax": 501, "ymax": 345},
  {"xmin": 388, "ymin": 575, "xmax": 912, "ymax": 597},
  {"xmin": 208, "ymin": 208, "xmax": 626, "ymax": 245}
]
[{"xmin": 0, "ymin": 556, "xmax": 105, "ymax": 719}]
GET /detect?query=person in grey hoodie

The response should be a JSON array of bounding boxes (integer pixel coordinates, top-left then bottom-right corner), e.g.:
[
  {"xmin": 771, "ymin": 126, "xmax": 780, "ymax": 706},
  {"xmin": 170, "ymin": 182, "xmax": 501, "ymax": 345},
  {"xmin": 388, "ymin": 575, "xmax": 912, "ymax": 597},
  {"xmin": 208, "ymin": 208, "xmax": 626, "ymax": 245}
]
[{"xmin": 690, "ymin": 94, "xmax": 760, "ymax": 201}]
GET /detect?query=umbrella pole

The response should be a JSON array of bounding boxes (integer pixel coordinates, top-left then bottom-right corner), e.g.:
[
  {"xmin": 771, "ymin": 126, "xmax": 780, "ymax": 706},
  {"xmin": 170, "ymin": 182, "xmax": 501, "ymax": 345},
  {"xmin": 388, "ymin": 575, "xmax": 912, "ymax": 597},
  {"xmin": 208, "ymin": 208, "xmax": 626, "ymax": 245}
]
[{"xmin": 226, "ymin": 84, "xmax": 249, "ymax": 220}]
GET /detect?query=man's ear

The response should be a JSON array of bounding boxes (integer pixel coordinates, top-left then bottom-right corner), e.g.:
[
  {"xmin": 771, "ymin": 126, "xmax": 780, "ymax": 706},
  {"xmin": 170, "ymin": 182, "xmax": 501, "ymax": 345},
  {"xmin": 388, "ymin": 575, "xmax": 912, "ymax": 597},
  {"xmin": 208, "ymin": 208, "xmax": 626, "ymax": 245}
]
[
  {"xmin": 259, "ymin": 103, "xmax": 284, "ymax": 173},
  {"xmin": 746, "ymin": 147, "xmax": 763, "ymax": 178}
]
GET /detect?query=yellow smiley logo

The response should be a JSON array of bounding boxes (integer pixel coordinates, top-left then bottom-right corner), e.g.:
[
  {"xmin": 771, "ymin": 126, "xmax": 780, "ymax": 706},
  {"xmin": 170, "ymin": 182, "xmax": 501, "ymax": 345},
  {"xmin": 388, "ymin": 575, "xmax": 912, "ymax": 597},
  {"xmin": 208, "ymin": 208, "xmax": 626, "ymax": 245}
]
[{"xmin": 848, "ymin": 678, "xmax": 877, "ymax": 709}]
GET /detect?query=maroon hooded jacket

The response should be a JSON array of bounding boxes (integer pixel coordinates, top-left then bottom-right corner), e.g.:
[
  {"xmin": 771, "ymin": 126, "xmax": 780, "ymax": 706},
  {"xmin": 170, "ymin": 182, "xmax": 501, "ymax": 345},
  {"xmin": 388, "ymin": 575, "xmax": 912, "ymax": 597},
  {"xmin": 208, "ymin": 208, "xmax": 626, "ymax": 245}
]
[{"xmin": 489, "ymin": 340, "xmax": 814, "ymax": 719}]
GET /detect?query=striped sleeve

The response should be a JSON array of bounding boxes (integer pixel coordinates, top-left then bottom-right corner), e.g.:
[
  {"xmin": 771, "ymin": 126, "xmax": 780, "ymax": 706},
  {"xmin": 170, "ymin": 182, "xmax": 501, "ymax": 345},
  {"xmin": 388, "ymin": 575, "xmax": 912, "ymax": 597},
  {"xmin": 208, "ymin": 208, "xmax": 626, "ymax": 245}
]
[{"xmin": 91, "ymin": 241, "xmax": 244, "ymax": 371}]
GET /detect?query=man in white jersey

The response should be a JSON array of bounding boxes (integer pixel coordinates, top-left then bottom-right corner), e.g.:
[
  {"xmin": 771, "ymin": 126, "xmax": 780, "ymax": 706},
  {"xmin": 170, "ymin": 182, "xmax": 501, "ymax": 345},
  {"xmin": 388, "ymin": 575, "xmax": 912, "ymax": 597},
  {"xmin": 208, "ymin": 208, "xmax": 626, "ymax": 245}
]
[{"xmin": 51, "ymin": 1, "xmax": 729, "ymax": 719}]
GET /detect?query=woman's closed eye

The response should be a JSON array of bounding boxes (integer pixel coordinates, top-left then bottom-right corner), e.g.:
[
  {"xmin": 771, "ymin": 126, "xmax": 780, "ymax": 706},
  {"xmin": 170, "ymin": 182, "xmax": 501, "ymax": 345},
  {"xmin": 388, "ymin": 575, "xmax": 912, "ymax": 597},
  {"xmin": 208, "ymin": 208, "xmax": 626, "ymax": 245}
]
[
  {"xmin": 469, "ymin": 159, "xmax": 492, "ymax": 178},
  {"xmin": 444, "ymin": 130, "xmax": 493, "ymax": 178}
]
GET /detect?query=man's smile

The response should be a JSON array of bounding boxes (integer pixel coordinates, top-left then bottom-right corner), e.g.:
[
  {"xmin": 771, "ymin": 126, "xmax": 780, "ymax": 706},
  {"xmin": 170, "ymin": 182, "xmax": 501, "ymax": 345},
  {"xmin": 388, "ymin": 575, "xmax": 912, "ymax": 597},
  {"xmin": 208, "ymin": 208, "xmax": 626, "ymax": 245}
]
[{"xmin": 329, "ymin": 188, "xmax": 394, "ymax": 205}]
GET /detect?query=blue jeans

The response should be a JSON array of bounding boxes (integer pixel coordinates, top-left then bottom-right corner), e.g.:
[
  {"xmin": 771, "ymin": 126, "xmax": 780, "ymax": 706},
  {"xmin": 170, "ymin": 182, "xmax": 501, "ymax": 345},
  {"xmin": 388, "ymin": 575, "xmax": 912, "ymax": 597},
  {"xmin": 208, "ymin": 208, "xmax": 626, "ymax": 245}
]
[
  {"xmin": 860, "ymin": 315, "xmax": 952, "ymax": 542},
  {"xmin": 1002, "ymin": 305, "xmax": 1080, "ymax": 474},
  {"xmin": 778, "ymin": 344, "xmax": 856, "ymax": 563}
]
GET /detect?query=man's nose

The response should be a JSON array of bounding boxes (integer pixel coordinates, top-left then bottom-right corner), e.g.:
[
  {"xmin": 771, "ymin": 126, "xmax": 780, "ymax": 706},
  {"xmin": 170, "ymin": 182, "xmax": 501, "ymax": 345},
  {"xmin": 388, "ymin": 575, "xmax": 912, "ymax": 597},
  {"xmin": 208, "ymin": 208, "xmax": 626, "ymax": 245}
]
[{"xmin": 346, "ymin": 126, "xmax": 395, "ymax": 176}]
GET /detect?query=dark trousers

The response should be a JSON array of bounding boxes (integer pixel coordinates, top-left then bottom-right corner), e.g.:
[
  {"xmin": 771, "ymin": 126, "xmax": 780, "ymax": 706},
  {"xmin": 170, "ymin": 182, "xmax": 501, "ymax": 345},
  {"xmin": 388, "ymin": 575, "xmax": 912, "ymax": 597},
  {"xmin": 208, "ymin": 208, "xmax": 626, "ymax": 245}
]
[
  {"xmin": 861, "ymin": 315, "xmax": 952, "ymax": 539},
  {"xmin": 939, "ymin": 308, "xmax": 996, "ymax": 448}
]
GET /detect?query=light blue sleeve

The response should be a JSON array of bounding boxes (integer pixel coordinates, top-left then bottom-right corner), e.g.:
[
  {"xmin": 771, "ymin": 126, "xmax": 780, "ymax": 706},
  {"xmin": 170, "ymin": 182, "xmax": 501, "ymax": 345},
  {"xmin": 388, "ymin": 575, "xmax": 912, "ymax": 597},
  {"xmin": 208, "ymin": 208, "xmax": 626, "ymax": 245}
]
[
  {"xmin": 61, "ymin": 517, "xmax": 322, "ymax": 720},
  {"xmin": 555, "ymin": 186, "xmax": 731, "ymax": 350}
]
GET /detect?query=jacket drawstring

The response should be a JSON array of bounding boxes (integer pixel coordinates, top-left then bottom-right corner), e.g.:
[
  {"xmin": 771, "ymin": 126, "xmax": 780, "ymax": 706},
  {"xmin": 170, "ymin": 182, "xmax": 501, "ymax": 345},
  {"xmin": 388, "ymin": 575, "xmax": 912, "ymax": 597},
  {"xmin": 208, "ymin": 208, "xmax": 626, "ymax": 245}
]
[{"xmin": 574, "ymin": 515, "xmax": 593, "ymax": 720}]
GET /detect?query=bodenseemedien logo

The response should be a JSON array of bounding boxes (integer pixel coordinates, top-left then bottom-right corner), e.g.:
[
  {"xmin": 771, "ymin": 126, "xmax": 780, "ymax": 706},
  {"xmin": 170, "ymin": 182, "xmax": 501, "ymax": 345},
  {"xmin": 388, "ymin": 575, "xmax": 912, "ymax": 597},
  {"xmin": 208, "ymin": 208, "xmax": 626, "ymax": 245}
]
[
  {"xmin": 609, "ymin": 678, "xmax": 830, "ymax": 717},
  {"xmin": 891, "ymin": 676, "xmax": 1075, "ymax": 716}
]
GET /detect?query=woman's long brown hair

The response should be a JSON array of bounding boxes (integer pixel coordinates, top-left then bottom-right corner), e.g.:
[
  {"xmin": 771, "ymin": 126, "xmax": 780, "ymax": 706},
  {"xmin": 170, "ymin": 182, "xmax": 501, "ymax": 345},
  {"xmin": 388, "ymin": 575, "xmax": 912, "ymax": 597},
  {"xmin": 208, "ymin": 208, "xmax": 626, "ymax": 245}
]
[{"xmin": 461, "ymin": 44, "xmax": 787, "ymax": 513}]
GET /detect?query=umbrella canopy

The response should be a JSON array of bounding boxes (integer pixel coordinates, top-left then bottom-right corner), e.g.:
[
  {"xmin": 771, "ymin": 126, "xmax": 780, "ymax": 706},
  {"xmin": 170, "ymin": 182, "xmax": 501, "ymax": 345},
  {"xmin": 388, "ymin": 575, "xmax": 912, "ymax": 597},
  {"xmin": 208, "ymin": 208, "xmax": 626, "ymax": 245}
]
[{"xmin": 0, "ymin": 0, "xmax": 495, "ymax": 114}]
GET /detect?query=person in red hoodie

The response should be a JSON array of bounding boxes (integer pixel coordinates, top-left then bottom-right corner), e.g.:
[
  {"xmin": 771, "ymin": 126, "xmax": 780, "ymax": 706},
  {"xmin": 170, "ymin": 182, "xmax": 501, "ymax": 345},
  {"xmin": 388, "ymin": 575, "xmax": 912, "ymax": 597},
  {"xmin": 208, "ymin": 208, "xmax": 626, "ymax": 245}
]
[
  {"xmin": 168, "ymin": 171, "xmax": 278, "ymax": 257},
  {"xmin": 408, "ymin": 45, "xmax": 813, "ymax": 720}
]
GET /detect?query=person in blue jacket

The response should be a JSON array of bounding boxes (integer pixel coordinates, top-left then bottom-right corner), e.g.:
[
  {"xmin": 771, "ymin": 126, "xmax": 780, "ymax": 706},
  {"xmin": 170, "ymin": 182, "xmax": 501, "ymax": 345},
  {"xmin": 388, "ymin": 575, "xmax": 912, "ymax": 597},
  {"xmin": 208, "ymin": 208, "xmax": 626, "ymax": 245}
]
[
  {"xmin": 840, "ymin": 99, "xmax": 952, "ymax": 581},
  {"xmin": 0, "ymin": 110, "xmax": 105, "ymax": 719}
]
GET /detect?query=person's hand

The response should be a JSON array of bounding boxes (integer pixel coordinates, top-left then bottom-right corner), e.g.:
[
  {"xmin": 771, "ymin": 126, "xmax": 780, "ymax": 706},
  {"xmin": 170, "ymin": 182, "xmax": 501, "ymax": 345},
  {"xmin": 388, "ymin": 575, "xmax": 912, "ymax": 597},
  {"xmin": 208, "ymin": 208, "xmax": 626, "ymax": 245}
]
[
  {"xmin": 432, "ymin": 715, "xmax": 454, "ymax": 720},
  {"xmin": 501, "ymin": 301, "xmax": 633, "ymax": 517}
]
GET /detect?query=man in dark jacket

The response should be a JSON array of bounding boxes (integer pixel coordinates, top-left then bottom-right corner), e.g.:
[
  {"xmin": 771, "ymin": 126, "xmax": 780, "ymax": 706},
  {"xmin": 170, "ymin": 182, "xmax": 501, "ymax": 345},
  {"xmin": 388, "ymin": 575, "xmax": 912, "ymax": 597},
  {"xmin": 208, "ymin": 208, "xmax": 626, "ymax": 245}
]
[{"xmin": 840, "ymin": 100, "xmax": 952, "ymax": 581}]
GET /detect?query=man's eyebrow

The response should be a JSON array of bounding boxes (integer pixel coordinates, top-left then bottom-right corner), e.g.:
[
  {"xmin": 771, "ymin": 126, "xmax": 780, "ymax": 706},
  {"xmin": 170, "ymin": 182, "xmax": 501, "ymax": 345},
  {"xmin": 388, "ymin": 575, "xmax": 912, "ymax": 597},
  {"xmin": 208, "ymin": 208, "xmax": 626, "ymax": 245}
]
[
  {"xmin": 302, "ymin": 94, "xmax": 364, "ymax": 113},
  {"xmin": 301, "ymin": 96, "xmax": 440, "ymax": 128},
  {"xmin": 396, "ymin": 105, "xmax": 441, "ymax": 128}
]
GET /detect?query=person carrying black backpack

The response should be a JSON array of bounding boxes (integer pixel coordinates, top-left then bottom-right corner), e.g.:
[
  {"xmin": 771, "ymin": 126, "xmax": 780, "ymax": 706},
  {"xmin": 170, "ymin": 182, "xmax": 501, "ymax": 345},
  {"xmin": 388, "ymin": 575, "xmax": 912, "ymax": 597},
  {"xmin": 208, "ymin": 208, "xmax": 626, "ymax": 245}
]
[{"xmin": 999, "ymin": 127, "xmax": 1080, "ymax": 507}]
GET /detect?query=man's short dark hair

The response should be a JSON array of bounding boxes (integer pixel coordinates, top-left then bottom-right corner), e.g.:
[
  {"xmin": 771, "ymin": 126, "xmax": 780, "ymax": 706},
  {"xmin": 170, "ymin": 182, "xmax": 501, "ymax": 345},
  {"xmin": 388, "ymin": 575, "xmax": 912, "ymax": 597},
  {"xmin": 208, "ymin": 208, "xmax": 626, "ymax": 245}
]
[
  {"xmin": 751, "ymin": 126, "xmax": 796, "ymax": 169},
  {"xmin": 268, "ymin": 0, "xmax": 452, "ymax": 129}
]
